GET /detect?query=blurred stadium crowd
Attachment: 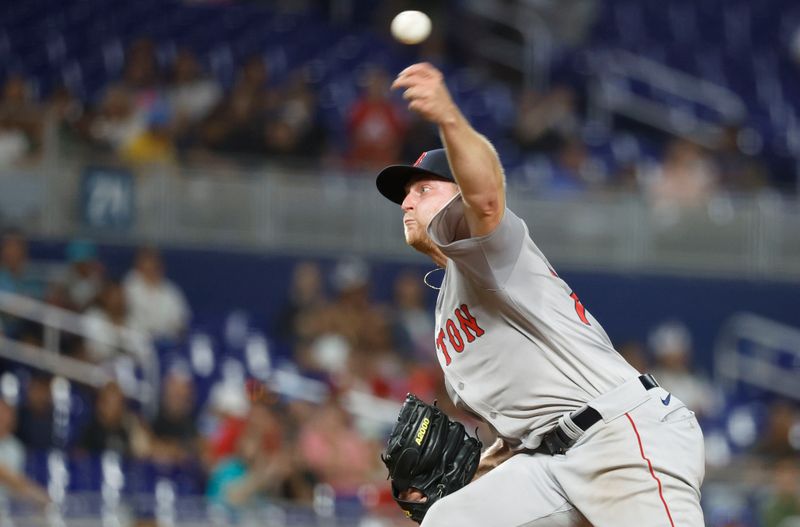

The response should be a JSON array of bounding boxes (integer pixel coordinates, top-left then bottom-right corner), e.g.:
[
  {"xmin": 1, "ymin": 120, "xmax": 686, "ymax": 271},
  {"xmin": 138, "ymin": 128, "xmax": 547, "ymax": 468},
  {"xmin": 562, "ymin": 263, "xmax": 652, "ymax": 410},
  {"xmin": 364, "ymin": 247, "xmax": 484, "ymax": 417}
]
[
  {"xmin": 0, "ymin": 37, "xmax": 781, "ymax": 205},
  {"xmin": 0, "ymin": 0, "xmax": 799, "ymax": 525},
  {"xmin": 2, "ymin": 0, "xmax": 798, "ymax": 205},
  {"xmin": 0, "ymin": 230, "xmax": 797, "ymax": 526},
  {"xmin": 0, "ymin": 233, "xmax": 408, "ymax": 524}
]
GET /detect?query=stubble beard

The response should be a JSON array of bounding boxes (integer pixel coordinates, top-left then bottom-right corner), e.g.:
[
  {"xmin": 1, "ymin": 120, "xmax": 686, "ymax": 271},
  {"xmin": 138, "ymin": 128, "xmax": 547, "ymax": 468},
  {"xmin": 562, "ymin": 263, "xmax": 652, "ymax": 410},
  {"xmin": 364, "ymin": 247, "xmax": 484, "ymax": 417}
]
[
  {"xmin": 405, "ymin": 228, "xmax": 438, "ymax": 258},
  {"xmin": 405, "ymin": 220, "xmax": 448, "ymax": 268},
  {"xmin": 409, "ymin": 235, "xmax": 439, "ymax": 257}
]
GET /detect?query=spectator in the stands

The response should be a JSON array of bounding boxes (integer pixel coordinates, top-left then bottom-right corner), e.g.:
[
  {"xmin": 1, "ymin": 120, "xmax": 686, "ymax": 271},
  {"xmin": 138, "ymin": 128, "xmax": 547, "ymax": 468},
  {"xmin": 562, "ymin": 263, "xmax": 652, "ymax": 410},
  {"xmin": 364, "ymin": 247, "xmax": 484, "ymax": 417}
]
[
  {"xmin": 0, "ymin": 229, "xmax": 43, "ymax": 336},
  {"xmin": 63, "ymin": 239, "xmax": 104, "ymax": 312},
  {"xmin": 610, "ymin": 161, "xmax": 641, "ymax": 193},
  {"xmin": 390, "ymin": 270, "xmax": 434, "ymax": 363},
  {"xmin": 238, "ymin": 55, "xmax": 271, "ymax": 95},
  {"xmin": 42, "ymin": 281, "xmax": 77, "ymax": 314},
  {"xmin": 264, "ymin": 71, "xmax": 326, "ymax": 161},
  {"xmin": 346, "ymin": 66, "xmax": 406, "ymax": 169},
  {"xmin": 712, "ymin": 123, "xmax": 769, "ymax": 193},
  {"xmin": 103, "ymin": 38, "xmax": 179, "ymax": 167},
  {"xmin": 198, "ymin": 55, "xmax": 275, "ymax": 157},
  {"xmin": 327, "ymin": 257, "xmax": 385, "ymax": 347},
  {"xmin": 296, "ymin": 257, "xmax": 389, "ymax": 385},
  {"xmin": 753, "ymin": 400, "xmax": 799, "ymax": 462},
  {"xmin": 120, "ymin": 99, "xmax": 177, "ymax": 165},
  {"xmin": 0, "ymin": 229, "xmax": 42, "ymax": 299},
  {"xmin": 275, "ymin": 260, "xmax": 329, "ymax": 345},
  {"xmin": 118, "ymin": 38, "xmax": 162, "ymax": 112},
  {"xmin": 298, "ymin": 396, "xmax": 379, "ymax": 496},
  {"xmin": 86, "ymin": 86, "xmax": 146, "ymax": 155},
  {"xmin": 166, "ymin": 48, "xmax": 222, "ymax": 137},
  {"xmin": 203, "ymin": 375, "xmax": 251, "ymax": 468},
  {"xmin": 760, "ymin": 457, "xmax": 800, "ymax": 527},
  {"xmin": 208, "ymin": 400, "xmax": 314, "ymax": 507},
  {"xmin": 76, "ymin": 381, "xmax": 145, "ymax": 458},
  {"xmin": 347, "ymin": 303, "xmax": 402, "ymax": 398},
  {"xmin": 617, "ymin": 340, "xmax": 650, "ymax": 374},
  {"xmin": 0, "ymin": 399, "xmax": 49, "ymax": 507},
  {"xmin": 206, "ymin": 403, "xmax": 269, "ymax": 508},
  {"xmin": 513, "ymin": 85, "xmax": 579, "ymax": 154},
  {"xmin": 645, "ymin": 138, "xmax": 719, "ymax": 211},
  {"xmin": 0, "ymin": 74, "xmax": 42, "ymax": 166},
  {"xmin": 84, "ymin": 280, "xmax": 147, "ymax": 362},
  {"xmin": 146, "ymin": 367, "xmax": 199, "ymax": 466},
  {"xmin": 14, "ymin": 371, "xmax": 55, "ymax": 451},
  {"xmin": 123, "ymin": 246, "xmax": 190, "ymax": 341},
  {"xmin": 0, "ymin": 119, "xmax": 31, "ymax": 168},
  {"xmin": 545, "ymin": 136, "xmax": 604, "ymax": 196},
  {"xmin": 0, "ymin": 399, "xmax": 24, "ymax": 483},
  {"xmin": 648, "ymin": 320, "xmax": 718, "ymax": 419},
  {"xmin": 46, "ymin": 84, "xmax": 84, "ymax": 151}
]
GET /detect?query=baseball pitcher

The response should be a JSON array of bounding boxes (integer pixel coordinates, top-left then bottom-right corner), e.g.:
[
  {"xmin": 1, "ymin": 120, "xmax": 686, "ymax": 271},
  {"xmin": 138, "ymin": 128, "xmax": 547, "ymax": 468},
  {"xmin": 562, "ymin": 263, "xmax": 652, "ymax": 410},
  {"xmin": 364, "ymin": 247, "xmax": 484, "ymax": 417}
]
[{"xmin": 376, "ymin": 63, "xmax": 705, "ymax": 526}]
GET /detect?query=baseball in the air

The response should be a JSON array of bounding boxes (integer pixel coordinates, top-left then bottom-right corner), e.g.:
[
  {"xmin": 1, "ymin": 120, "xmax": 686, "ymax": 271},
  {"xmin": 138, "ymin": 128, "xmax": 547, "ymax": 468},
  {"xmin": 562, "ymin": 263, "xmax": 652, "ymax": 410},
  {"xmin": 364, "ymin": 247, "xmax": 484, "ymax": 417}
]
[{"xmin": 390, "ymin": 10, "xmax": 432, "ymax": 45}]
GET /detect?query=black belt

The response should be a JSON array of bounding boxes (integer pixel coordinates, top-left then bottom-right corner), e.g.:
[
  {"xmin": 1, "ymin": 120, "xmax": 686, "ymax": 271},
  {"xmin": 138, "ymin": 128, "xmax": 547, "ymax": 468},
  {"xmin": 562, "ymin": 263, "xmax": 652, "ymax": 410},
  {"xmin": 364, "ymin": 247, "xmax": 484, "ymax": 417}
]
[{"xmin": 540, "ymin": 374, "xmax": 659, "ymax": 456}]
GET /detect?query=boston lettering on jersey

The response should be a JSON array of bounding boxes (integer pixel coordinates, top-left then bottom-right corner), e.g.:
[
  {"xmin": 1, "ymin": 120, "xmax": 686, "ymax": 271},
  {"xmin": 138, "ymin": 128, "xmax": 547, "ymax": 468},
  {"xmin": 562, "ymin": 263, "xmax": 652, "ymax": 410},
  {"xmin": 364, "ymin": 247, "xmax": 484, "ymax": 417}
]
[{"xmin": 436, "ymin": 304, "xmax": 485, "ymax": 365}]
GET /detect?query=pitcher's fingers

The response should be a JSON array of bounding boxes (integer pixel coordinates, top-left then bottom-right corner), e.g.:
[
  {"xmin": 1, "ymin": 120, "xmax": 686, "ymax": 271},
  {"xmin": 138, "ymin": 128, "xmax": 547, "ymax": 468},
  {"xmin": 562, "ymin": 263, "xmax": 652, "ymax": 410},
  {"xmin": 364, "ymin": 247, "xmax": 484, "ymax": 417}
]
[
  {"xmin": 401, "ymin": 86, "xmax": 427, "ymax": 101},
  {"xmin": 397, "ymin": 62, "xmax": 435, "ymax": 78},
  {"xmin": 391, "ymin": 76, "xmax": 413, "ymax": 90},
  {"xmin": 393, "ymin": 64, "xmax": 439, "ymax": 89},
  {"xmin": 408, "ymin": 99, "xmax": 429, "ymax": 114},
  {"xmin": 391, "ymin": 73, "xmax": 429, "ymax": 90}
]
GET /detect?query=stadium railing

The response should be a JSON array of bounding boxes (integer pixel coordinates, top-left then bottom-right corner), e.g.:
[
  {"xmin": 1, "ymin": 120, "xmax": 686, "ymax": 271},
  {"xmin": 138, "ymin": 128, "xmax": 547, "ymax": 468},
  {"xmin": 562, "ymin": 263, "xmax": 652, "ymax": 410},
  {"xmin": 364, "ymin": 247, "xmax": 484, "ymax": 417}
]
[
  {"xmin": 714, "ymin": 312, "xmax": 800, "ymax": 401},
  {"xmin": 1, "ymin": 160, "xmax": 798, "ymax": 281},
  {"xmin": 588, "ymin": 49, "xmax": 747, "ymax": 147},
  {"xmin": 0, "ymin": 290, "xmax": 159, "ymax": 415}
]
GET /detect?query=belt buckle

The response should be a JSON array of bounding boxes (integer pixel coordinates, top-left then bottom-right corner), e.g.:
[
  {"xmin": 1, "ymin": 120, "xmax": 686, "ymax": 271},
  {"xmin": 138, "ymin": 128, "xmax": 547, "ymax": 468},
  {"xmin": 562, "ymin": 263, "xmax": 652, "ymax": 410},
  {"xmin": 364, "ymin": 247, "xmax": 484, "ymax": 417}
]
[{"xmin": 541, "ymin": 426, "xmax": 572, "ymax": 455}]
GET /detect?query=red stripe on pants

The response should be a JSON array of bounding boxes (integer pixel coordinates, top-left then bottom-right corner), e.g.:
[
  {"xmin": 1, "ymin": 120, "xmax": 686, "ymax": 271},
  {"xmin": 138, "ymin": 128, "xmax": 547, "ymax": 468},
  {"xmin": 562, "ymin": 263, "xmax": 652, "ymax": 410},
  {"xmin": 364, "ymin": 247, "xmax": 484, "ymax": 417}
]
[{"xmin": 625, "ymin": 412, "xmax": 676, "ymax": 527}]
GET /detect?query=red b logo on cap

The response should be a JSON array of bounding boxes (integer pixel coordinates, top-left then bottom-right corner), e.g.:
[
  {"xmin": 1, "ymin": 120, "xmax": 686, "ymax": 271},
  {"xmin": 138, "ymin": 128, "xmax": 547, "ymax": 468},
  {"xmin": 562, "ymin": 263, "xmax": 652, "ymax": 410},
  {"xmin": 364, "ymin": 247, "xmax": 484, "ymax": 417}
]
[{"xmin": 413, "ymin": 152, "xmax": 428, "ymax": 167}]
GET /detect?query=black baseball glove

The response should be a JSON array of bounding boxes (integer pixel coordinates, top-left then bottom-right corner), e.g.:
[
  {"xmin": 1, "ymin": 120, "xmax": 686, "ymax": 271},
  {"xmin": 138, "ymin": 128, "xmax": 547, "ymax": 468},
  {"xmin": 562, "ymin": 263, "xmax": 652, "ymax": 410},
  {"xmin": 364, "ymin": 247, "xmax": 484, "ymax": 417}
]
[{"xmin": 381, "ymin": 393, "xmax": 482, "ymax": 523}]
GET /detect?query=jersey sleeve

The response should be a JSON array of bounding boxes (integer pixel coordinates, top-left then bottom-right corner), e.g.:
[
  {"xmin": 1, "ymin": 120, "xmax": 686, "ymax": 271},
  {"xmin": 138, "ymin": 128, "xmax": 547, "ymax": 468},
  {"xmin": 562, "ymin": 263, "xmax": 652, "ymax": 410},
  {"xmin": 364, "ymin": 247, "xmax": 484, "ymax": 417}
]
[{"xmin": 427, "ymin": 193, "xmax": 526, "ymax": 290}]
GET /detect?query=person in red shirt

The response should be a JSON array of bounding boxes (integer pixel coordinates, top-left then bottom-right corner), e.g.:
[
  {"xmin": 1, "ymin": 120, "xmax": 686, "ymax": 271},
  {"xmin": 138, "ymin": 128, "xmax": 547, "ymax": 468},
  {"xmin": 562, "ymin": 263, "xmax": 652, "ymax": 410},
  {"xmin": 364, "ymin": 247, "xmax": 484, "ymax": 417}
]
[{"xmin": 346, "ymin": 67, "xmax": 407, "ymax": 169}]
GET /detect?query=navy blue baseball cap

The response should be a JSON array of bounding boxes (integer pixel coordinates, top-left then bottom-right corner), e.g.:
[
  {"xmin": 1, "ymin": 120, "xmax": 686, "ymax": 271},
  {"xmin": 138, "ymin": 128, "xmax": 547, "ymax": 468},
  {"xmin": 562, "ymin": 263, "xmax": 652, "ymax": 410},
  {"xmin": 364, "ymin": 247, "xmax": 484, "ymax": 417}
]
[{"xmin": 376, "ymin": 149, "xmax": 456, "ymax": 204}]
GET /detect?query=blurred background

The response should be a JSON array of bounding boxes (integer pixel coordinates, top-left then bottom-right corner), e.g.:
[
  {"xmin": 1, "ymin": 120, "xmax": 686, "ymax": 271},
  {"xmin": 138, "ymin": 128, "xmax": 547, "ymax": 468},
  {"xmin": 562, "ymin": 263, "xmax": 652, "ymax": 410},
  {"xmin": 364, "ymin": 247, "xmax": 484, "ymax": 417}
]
[{"xmin": 0, "ymin": 0, "xmax": 798, "ymax": 525}]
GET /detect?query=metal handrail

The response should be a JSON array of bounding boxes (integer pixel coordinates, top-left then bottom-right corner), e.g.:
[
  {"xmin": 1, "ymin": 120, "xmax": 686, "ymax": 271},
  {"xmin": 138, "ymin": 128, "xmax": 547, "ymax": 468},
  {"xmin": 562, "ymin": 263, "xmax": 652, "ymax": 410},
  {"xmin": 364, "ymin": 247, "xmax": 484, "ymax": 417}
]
[
  {"xmin": 713, "ymin": 312, "xmax": 800, "ymax": 401},
  {"xmin": 0, "ymin": 335, "xmax": 111, "ymax": 388},
  {"xmin": 600, "ymin": 49, "xmax": 746, "ymax": 118},
  {"xmin": 590, "ymin": 49, "xmax": 747, "ymax": 146},
  {"xmin": 0, "ymin": 290, "xmax": 401, "ymax": 427},
  {"xmin": 461, "ymin": 0, "xmax": 554, "ymax": 91},
  {"xmin": 0, "ymin": 291, "xmax": 159, "ymax": 413}
]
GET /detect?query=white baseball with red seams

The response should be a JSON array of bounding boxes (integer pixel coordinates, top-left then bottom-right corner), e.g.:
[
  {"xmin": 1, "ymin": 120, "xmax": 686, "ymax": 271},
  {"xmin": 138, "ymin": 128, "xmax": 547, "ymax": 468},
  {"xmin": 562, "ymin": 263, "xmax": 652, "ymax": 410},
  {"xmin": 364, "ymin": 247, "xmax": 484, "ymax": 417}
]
[
  {"xmin": 390, "ymin": 11, "xmax": 432, "ymax": 45},
  {"xmin": 417, "ymin": 193, "xmax": 705, "ymax": 526}
]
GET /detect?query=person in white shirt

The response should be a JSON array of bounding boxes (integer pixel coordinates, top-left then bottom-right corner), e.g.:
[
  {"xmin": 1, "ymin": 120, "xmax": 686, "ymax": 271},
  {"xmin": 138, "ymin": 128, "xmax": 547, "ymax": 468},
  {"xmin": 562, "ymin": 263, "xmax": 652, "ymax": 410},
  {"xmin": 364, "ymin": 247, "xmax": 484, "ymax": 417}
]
[
  {"xmin": 0, "ymin": 399, "xmax": 49, "ymax": 508},
  {"xmin": 84, "ymin": 280, "xmax": 148, "ymax": 362},
  {"xmin": 648, "ymin": 320, "xmax": 719, "ymax": 419},
  {"xmin": 123, "ymin": 247, "xmax": 190, "ymax": 341}
]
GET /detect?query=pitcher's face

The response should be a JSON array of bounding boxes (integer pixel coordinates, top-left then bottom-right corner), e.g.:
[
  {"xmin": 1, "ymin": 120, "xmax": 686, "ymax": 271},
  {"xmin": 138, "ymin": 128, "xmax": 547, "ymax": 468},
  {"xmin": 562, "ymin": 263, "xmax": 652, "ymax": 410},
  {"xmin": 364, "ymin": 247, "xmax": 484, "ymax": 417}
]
[{"xmin": 401, "ymin": 177, "xmax": 458, "ymax": 248}]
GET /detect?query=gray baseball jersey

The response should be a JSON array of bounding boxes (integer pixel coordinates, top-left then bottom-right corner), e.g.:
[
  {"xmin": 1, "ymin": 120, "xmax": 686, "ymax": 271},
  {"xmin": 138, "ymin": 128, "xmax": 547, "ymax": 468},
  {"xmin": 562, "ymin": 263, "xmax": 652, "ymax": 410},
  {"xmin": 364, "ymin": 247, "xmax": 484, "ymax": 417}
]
[
  {"xmin": 421, "ymin": 193, "xmax": 705, "ymax": 526},
  {"xmin": 427, "ymin": 193, "xmax": 640, "ymax": 449}
]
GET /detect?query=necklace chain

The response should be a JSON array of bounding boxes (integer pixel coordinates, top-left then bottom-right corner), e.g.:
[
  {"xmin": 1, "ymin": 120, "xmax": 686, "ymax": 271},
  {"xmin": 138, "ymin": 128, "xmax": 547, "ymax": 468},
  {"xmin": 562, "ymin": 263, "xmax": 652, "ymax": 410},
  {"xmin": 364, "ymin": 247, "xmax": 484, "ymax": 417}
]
[{"xmin": 423, "ymin": 267, "xmax": 444, "ymax": 290}]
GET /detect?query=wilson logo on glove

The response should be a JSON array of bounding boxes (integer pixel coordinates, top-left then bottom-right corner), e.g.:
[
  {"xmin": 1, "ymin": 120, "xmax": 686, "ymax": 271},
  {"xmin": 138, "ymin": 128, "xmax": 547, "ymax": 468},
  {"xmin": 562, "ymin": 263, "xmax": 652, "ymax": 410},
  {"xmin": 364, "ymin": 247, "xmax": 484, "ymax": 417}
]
[
  {"xmin": 381, "ymin": 393, "xmax": 482, "ymax": 523},
  {"xmin": 415, "ymin": 417, "xmax": 430, "ymax": 445}
]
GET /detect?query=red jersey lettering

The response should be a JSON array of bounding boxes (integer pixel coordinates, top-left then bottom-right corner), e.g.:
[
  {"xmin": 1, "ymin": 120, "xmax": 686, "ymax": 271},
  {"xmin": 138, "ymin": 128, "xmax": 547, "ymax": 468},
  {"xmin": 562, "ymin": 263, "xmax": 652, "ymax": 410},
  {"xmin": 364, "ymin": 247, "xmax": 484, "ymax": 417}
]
[
  {"xmin": 446, "ymin": 319, "xmax": 465, "ymax": 352},
  {"xmin": 438, "ymin": 304, "xmax": 486, "ymax": 365},
  {"xmin": 570, "ymin": 292, "xmax": 590, "ymax": 326},
  {"xmin": 436, "ymin": 329, "xmax": 452, "ymax": 365},
  {"xmin": 455, "ymin": 304, "xmax": 485, "ymax": 342}
]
